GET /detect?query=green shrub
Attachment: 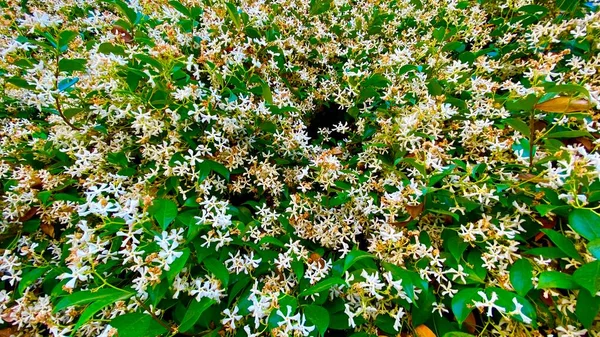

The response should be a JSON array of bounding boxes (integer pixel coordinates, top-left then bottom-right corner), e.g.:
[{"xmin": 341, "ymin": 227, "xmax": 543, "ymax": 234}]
[{"xmin": 0, "ymin": 0, "xmax": 599, "ymax": 336}]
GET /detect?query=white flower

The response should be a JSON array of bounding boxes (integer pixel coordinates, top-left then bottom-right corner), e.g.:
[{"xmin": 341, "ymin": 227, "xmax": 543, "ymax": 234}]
[
  {"xmin": 473, "ymin": 291, "xmax": 506, "ymax": 317},
  {"xmin": 221, "ymin": 306, "xmax": 242, "ymax": 330},
  {"xmin": 393, "ymin": 307, "xmax": 405, "ymax": 331},
  {"xmin": 556, "ymin": 325, "xmax": 587, "ymax": 337},
  {"xmin": 58, "ymin": 264, "xmax": 91, "ymax": 289},
  {"xmin": 508, "ymin": 297, "xmax": 532, "ymax": 324}
]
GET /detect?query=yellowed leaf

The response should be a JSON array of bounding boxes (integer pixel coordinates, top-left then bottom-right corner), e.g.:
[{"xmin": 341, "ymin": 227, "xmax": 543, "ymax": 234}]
[
  {"xmin": 517, "ymin": 173, "xmax": 549, "ymax": 183},
  {"xmin": 534, "ymin": 97, "xmax": 592, "ymax": 113},
  {"xmin": 414, "ymin": 324, "xmax": 437, "ymax": 337}
]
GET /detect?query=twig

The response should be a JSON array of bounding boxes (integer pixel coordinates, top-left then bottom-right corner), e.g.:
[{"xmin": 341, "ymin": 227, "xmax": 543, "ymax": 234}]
[{"xmin": 136, "ymin": 299, "xmax": 173, "ymax": 333}]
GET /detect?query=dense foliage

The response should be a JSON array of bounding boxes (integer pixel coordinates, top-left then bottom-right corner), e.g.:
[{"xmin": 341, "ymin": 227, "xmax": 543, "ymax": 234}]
[{"xmin": 1, "ymin": 0, "xmax": 599, "ymax": 336}]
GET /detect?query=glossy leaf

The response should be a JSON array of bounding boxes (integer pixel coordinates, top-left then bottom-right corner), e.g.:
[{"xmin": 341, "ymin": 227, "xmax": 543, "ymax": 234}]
[
  {"xmin": 179, "ymin": 298, "xmax": 216, "ymax": 332},
  {"xmin": 111, "ymin": 313, "xmax": 168, "ymax": 337},
  {"xmin": 573, "ymin": 261, "xmax": 600, "ymax": 295},
  {"xmin": 148, "ymin": 199, "xmax": 178, "ymax": 230},
  {"xmin": 569, "ymin": 209, "xmax": 600, "ymax": 241},
  {"xmin": 304, "ymin": 304, "xmax": 329, "ymax": 336},
  {"xmin": 510, "ymin": 259, "xmax": 533, "ymax": 296}
]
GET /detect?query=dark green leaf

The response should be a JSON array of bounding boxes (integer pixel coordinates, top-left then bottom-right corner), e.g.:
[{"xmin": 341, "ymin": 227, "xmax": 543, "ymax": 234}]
[
  {"xmin": 148, "ymin": 199, "xmax": 178, "ymax": 230},
  {"xmin": 576, "ymin": 289, "xmax": 600, "ymax": 329},
  {"xmin": 573, "ymin": 261, "xmax": 600, "ymax": 295},
  {"xmin": 343, "ymin": 249, "xmax": 374, "ymax": 272},
  {"xmin": 451, "ymin": 288, "xmax": 479, "ymax": 326},
  {"xmin": 546, "ymin": 130, "xmax": 592, "ymax": 139},
  {"xmin": 510, "ymin": 259, "xmax": 533, "ymax": 297},
  {"xmin": 538, "ymin": 271, "xmax": 579, "ymax": 290},
  {"xmin": 504, "ymin": 118, "xmax": 530, "ymax": 136},
  {"xmin": 179, "ymin": 298, "xmax": 216, "ymax": 332},
  {"xmin": 111, "ymin": 313, "xmax": 168, "ymax": 337},
  {"xmin": 304, "ymin": 305, "xmax": 329, "ymax": 336},
  {"xmin": 540, "ymin": 229, "xmax": 582, "ymax": 261},
  {"xmin": 17, "ymin": 267, "xmax": 49, "ymax": 296},
  {"xmin": 59, "ymin": 31, "xmax": 79, "ymax": 52},
  {"xmin": 569, "ymin": 209, "xmax": 600, "ymax": 241},
  {"xmin": 54, "ymin": 288, "xmax": 134, "ymax": 313},
  {"xmin": 165, "ymin": 248, "xmax": 190, "ymax": 283},
  {"xmin": 204, "ymin": 257, "xmax": 229, "ymax": 287},
  {"xmin": 58, "ymin": 58, "xmax": 87, "ymax": 72},
  {"xmin": 299, "ymin": 277, "xmax": 345, "ymax": 297}
]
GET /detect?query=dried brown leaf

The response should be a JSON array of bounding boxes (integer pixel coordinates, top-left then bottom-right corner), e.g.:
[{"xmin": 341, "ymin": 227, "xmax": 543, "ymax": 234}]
[
  {"xmin": 40, "ymin": 222, "xmax": 54, "ymax": 238},
  {"xmin": 110, "ymin": 25, "xmax": 133, "ymax": 43},
  {"xmin": 406, "ymin": 202, "xmax": 424, "ymax": 219}
]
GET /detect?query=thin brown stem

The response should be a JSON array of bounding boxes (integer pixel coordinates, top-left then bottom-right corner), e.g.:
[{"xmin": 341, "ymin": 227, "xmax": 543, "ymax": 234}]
[
  {"xmin": 136, "ymin": 299, "xmax": 173, "ymax": 333},
  {"xmin": 529, "ymin": 110, "xmax": 535, "ymax": 172}
]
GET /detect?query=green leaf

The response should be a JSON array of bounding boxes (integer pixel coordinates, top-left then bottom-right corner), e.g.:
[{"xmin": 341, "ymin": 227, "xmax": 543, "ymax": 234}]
[
  {"xmin": 484, "ymin": 288, "xmax": 536, "ymax": 325},
  {"xmin": 17, "ymin": 267, "xmax": 49, "ymax": 296},
  {"xmin": 556, "ymin": 0, "xmax": 578, "ymax": 11},
  {"xmin": 299, "ymin": 277, "xmax": 345, "ymax": 297},
  {"xmin": 203, "ymin": 257, "xmax": 229, "ymax": 287},
  {"xmin": 427, "ymin": 79, "xmax": 443, "ymax": 96},
  {"xmin": 524, "ymin": 247, "xmax": 568, "ymax": 259},
  {"xmin": 225, "ymin": 2, "xmax": 241, "ymax": 29},
  {"xmin": 576, "ymin": 289, "xmax": 600, "ymax": 329},
  {"xmin": 58, "ymin": 31, "xmax": 78, "ymax": 52},
  {"xmin": 540, "ymin": 229, "xmax": 582, "ymax": 261},
  {"xmin": 109, "ymin": 0, "xmax": 138, "ymax": 24},
  {"xmin": 179, "ymin": 298, "xmax": 216, "ymax": 332},
  {"xmin": 58, "ymin": 77, "xmax": 79, "ymax": 92},
  {"xmin": 587, "ymin": 239, "xmax": 600, "ymax": 259},
  {"xmin": 169, "ymin": 0, "xmax": 190, "ymax": 16},
  {"xmin": 58, "ymin": 58, "xmax": 87, "ymax": 72},
  {"xmin": 54, "ymin": 288, "xmax": 134, "ymax": 313},
  {"xmin": 262, "ymin": 81, "xmax": 273, "ymax": 104},
  {"xmin": 546, "ymin": 84, "xmax": 590, "ymax": 99},
  {"xmin": 537, "ymin": 271, "xmax": 579, "ymax": 290},
  {"xmin": 304, "ymin": 304, "xmax": 329, "ymax": 336},
  {"xmin": 569, "ymin": 209, "xmax": 600, "ymax": 241},
  {"xmin": 510, "ymin": 259, "xmax": 533, "ymax": 297},
  {"xmin": 98, "ymin": 42, "xmax": 125, "ymax": 56},
  {"xmin": 343, "ymin": 249, "xmax": 374, "ymax": 272},
  {"xmin": 148, "ymin": 199, "xmax": 178, "ymax": 230},
  {"xmin": 58, "ymin": 288, "xmax": 135, "ymax": 335},
  {"xmin": 442, "ymin": 41, "xmax": 466, "ymax": 52},
  {"xmin": 546, "ymin": 130, "xmax": 592, "ymax": 139},
  {"xmin": 573, "ymin": 261, "xmax": 600, "ymax": 295},
  {"xmin": 165, "ymin": 248, "xmax": 190, "ymax": 283},
  {"xmin": 111, "ymin": 313, "xmax": 168, "ymax": 337},
  {"xmin": 451, "ymin": 288, "xmax": 480, "ymax": 326},
  {"xmin": 443, "ymin": 333, "xmax": 475, "ymax": 337},
  {"xmin": 504, "ymin": 118, "xmax": 530, "ymax": 136},
  {"xmin": 310, "ymin": 0, "xmax": 332, "ymax": 15},
  {"xmin": 201, "ymin": 160, "xmax": 230, "ymax": 180}
]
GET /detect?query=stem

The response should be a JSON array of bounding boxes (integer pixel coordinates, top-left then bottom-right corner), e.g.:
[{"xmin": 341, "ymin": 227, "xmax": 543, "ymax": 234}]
[
  {"xmin": 136, "ymin": 299, "xmax": 173, "ymax": 333},
  {"xmin": 528, "ymin": 110, "xmax": 535, "ymax": 172}
]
